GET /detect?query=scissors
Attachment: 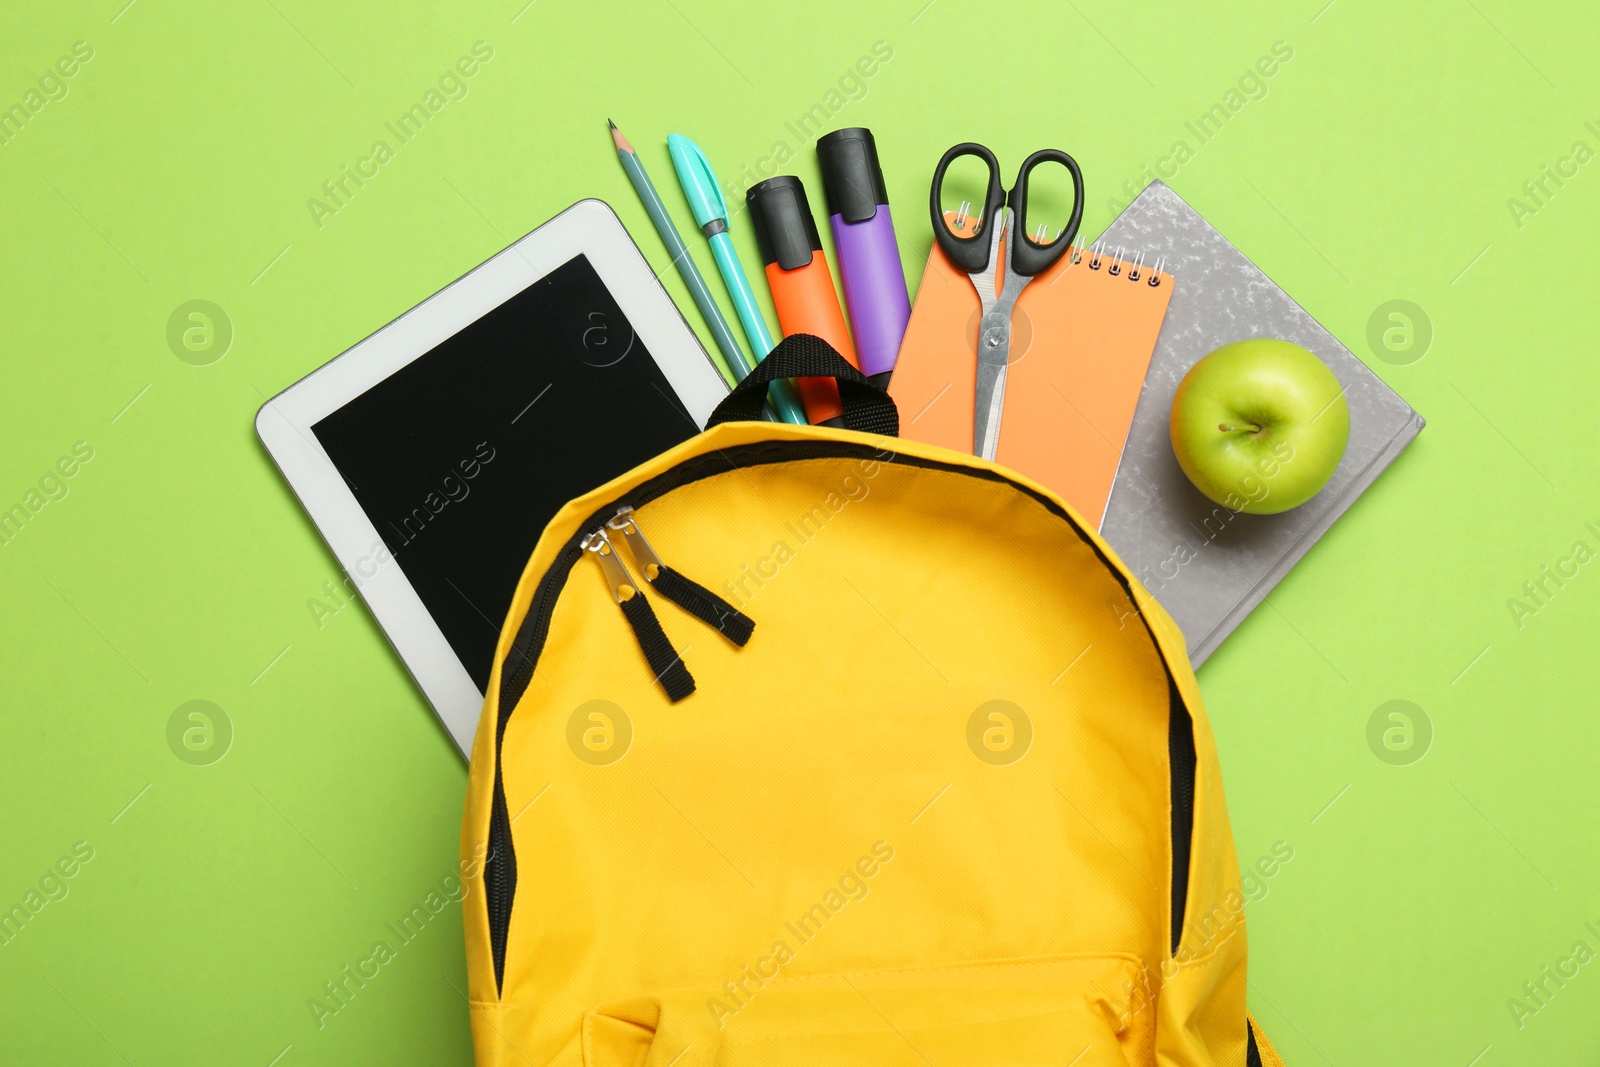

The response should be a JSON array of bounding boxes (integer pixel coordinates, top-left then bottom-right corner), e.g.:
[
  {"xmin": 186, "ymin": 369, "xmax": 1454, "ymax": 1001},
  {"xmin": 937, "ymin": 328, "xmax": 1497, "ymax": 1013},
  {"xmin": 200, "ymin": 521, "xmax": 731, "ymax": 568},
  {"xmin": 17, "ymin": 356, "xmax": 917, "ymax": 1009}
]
[{"xmin": 929, "ymin": 143, "xmax": 1084, "ymax": 461}]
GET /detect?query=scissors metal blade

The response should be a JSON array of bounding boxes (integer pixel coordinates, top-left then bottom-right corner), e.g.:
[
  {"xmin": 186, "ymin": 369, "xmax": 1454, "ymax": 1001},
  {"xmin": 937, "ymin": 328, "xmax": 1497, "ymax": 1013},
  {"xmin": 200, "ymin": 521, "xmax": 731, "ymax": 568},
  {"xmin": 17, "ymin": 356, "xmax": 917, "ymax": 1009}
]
[
  {"xmin": 974, "ymin": 359, "xmax": 1006, "ymax": 460},
  {"xmin": 972, "ymin": 209, "xmax": 1021, "ymax": 461}
]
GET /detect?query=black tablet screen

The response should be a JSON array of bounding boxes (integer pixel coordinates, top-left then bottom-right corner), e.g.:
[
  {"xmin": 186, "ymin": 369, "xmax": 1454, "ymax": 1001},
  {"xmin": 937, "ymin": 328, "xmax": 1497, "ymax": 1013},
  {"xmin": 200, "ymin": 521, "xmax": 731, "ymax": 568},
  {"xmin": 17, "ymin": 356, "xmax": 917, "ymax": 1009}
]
[{"xmin": 313, "ymin": 253, "xmax": 707, "ymax": 691}]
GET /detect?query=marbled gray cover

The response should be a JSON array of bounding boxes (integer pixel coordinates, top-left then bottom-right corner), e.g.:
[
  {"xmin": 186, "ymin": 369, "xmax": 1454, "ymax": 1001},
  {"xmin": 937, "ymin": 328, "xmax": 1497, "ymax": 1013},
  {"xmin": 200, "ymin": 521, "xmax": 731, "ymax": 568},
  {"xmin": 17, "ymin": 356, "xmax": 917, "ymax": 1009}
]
[{"xmin": 1096, "ymin": 181, "xmax": 1423, "ymax": 666}]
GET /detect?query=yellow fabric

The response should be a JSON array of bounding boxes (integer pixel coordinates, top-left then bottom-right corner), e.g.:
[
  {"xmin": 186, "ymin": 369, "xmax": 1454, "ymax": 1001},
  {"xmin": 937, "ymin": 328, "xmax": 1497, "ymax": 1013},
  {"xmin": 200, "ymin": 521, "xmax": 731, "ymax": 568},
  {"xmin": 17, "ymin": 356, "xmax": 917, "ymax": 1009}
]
[
  {"xmin": 1250, "ymin": 1013, "xmax": 1288, "ymax": 1067},
  {"xmin": 463, "ymin": 421, "xmax": 1279, "ymax": 1065}
]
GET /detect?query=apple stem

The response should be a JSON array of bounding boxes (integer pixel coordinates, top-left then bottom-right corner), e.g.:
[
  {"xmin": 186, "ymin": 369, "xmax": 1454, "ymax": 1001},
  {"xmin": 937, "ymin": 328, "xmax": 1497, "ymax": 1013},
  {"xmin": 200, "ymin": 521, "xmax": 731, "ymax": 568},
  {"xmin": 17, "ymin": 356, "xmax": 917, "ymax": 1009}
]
[{"xmin": 1218, "ymin": 422, "xmax": 1263, "ymax": 434}]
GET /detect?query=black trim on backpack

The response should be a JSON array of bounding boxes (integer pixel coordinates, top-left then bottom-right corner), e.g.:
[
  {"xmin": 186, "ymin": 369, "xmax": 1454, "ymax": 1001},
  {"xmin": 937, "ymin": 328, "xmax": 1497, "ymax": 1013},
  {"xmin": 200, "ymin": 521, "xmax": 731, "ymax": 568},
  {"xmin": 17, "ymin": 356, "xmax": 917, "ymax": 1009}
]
[
  {"xmin": 480, "ymin": 440, "xmax": 1201, "ymax": 993},
  {"xmin": 1168, "ymin": 676, "xmax": 1196, "ymax": 954},
  {"xmin": 1247, "ymin": 1019, "xmax": 1263, "ymax": 1066}
]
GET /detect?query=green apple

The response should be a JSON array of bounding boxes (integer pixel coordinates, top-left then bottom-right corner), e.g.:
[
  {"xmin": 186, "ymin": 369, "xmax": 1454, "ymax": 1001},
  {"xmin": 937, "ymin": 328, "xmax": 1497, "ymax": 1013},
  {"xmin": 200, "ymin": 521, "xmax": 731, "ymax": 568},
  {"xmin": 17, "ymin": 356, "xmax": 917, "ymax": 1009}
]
[{"xmin": 1169, "ymin": 338, "xmax": 1349, "ymax": 515}]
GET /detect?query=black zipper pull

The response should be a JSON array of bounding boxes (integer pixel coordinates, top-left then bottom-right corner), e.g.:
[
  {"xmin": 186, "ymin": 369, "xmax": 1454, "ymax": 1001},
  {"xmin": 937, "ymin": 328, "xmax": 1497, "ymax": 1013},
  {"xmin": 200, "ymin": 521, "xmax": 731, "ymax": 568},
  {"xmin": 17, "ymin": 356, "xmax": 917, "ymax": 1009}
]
[
  {"xmin": 608, "ymin": 506, "xmax": 754, "ymax": 647},
  {"xmin": 581, "ymin": 526, "xmax": 695, "ymax": 702}
]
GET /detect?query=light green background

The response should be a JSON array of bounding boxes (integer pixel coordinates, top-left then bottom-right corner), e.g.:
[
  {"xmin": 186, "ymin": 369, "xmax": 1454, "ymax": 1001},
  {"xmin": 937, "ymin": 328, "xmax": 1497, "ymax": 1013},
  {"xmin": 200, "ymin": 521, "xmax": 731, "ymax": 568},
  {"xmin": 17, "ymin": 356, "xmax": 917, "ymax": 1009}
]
[{"xmin": 2, "ymin": 0, "xmax": 1597, "ymax": 1063}]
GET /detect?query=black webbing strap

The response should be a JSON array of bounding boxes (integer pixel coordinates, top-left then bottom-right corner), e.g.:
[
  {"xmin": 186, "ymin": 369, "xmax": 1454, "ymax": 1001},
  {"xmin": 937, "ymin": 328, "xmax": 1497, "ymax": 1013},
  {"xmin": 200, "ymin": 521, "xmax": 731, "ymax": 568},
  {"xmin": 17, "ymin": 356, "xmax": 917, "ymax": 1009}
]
[
  {"xmin": 707, "ymin": 333, "xmax": 899, "ymax": 438},
  {"xmin": 651, "ymin": 566, "xmax": 754, "ymax": 646},
  {"xmin": 619, "ymin": 594, "xmax": 695, "ymax": 701}
]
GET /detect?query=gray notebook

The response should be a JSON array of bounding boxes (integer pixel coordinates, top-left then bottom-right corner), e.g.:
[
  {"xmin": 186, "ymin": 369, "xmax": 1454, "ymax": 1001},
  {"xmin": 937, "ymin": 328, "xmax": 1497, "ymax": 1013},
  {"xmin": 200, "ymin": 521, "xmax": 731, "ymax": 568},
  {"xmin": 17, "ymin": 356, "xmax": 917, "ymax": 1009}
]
[{"xmin": 1096, "ymin": 182, "xmax": 1424, "ymax": 666}]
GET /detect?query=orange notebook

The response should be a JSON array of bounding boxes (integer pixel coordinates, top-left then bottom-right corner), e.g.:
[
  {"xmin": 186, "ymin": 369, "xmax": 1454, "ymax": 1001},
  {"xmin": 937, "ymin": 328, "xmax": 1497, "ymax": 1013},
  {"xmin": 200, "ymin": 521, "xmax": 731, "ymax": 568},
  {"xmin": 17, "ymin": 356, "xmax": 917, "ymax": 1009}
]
[{"xmin": 889, "ymin": 215, "xmax": 1174, "ymax": 528}]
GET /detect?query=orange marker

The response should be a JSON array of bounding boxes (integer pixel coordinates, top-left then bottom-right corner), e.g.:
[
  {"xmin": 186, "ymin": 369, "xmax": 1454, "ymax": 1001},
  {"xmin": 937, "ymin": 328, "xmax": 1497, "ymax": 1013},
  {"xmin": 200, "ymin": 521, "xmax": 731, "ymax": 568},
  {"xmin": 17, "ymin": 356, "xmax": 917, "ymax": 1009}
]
[{"xmin": 745, "ymin": 176, "xmax": 859, "ymax": 425}]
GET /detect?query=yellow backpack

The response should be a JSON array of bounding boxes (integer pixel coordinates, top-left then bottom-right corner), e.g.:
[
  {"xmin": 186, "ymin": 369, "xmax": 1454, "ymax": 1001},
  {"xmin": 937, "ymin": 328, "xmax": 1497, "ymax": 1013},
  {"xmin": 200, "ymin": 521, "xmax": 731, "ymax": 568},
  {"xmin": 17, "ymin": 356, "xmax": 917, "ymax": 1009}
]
[{"xmin": 462, "ymin": 337, "xmax": 1286, "ymax": 1066}]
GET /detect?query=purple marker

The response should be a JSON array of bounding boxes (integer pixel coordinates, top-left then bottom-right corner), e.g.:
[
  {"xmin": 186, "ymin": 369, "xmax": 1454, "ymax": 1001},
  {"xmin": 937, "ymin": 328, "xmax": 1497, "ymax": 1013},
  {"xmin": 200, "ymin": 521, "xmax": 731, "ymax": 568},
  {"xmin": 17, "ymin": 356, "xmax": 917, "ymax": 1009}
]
[{"xmin": 816, "ymin": 128, "xmax": 911, "ymax": 388}]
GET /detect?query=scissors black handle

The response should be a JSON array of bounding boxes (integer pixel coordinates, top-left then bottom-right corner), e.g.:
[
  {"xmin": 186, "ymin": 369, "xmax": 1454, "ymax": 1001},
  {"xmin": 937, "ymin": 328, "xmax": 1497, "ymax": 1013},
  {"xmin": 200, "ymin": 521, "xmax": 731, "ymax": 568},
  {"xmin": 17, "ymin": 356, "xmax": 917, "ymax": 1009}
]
[
  {"xmin": 1008, "ymin": 149, "xmax": 1083, "ymax": 277},
  {"xmin": 929, "ymin": 142, "xmax": 1005, "ymax": 272},
  {"xmin": 930, "ymin": 144, "xmax": 1084, "ymax": 277}
]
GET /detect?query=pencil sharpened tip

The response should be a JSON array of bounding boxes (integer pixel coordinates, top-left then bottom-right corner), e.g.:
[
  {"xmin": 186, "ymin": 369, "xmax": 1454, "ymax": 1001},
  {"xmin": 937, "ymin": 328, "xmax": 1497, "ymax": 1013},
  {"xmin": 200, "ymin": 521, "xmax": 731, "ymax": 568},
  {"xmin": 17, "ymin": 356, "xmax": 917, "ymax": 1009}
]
[{"xmin": 607, "ymin": 118, "xmax": 617, "ymax": 130}]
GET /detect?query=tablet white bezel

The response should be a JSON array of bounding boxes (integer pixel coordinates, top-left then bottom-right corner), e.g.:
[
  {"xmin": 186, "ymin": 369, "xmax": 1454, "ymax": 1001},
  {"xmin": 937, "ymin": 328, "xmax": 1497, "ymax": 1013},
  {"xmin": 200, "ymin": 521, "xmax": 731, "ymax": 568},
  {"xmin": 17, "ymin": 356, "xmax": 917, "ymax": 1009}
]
[{"xmin": 255, "ymin": 199, "xmax": 729, "ymax": 757}]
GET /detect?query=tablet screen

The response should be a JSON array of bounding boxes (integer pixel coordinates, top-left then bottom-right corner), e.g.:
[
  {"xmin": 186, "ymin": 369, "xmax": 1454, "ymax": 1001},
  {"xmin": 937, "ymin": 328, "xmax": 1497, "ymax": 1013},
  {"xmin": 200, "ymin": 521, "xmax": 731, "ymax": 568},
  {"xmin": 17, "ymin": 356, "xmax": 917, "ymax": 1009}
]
[{"xmin": 312, "ymin": 253, "xmax": 703, "ymax": 691}]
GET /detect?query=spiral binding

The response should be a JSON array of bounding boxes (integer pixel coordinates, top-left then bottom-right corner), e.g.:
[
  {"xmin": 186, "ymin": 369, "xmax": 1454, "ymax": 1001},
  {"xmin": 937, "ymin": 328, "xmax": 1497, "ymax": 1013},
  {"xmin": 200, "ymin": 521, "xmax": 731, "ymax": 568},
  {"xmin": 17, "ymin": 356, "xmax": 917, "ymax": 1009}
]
[
  {"xmin": 1027, "ymin": 227, "xmax": 1167, "ymax": 287},
  {"xmin": 945, "ymin": 210, "xmax": 1168, "ymax": 287},
  {"xmin": 1073, "ymin": 240, "xmax": 1167, "ymax": 287}
]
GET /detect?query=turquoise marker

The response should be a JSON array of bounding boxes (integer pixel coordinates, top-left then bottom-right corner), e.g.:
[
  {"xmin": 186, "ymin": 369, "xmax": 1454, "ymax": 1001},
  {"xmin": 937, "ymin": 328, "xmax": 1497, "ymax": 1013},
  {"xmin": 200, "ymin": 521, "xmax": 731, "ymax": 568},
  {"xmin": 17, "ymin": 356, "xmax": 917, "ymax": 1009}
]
[{"xmin": 667, "ymin": 134, "xmax": 808, "ymax": 425}]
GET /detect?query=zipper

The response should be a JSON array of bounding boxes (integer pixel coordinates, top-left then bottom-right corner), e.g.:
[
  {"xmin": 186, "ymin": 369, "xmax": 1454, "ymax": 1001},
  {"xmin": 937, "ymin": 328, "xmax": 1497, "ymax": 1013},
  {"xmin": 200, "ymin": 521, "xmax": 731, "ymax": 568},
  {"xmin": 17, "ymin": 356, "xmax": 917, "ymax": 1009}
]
[
  {"xmin": 608, "ymin": 506, "xmax": 755, "ymax": 646},
  {"xmin": 485, "ymin": 450, "xmax": 796, "ymax": 989},
  {"xmin": 575, "ymin": 504, "xmax": 759, "ymax": 700},
  {"xmin": 580, "ymin": 526, "xmax": 695, "ymax": 702},
  {"xmin": 482, "ymin": 439, "xmax": 1200, "ymax": 992}
]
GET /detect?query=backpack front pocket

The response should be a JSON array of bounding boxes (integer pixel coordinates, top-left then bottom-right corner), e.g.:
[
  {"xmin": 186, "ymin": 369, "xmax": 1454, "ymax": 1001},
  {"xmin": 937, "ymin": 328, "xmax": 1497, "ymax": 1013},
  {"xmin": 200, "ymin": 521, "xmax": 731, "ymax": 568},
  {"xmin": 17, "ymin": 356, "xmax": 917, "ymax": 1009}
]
[{"xmin": 582, "ymin": 954, "xmax": 1153, "ymax": 1066}]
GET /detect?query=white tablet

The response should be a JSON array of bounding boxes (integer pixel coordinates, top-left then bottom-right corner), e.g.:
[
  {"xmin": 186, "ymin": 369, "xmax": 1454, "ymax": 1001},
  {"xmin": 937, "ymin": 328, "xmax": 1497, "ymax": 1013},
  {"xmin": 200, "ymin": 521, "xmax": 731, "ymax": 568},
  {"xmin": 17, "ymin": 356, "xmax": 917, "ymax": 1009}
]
[{"xmin": 256, "ymin": 199, "xmax": 730, "ymax": 756}]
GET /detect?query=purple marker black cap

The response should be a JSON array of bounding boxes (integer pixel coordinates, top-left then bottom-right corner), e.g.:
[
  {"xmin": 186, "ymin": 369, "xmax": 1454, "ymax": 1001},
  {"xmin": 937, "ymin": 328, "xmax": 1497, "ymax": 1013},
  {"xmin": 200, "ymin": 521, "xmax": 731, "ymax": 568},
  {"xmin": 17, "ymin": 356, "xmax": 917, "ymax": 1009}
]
[{"xmin": 816, "ymin": 128, "xmax": 911, "ymax": 387}]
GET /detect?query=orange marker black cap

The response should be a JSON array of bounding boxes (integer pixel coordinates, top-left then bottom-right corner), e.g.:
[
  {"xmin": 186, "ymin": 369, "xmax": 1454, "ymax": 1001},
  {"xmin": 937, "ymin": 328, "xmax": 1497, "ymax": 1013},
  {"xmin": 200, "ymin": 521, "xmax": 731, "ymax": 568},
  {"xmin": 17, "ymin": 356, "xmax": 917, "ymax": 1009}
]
[{"xmin": 747, "ymin": 176, "xmax": 824, "ymax": 268}]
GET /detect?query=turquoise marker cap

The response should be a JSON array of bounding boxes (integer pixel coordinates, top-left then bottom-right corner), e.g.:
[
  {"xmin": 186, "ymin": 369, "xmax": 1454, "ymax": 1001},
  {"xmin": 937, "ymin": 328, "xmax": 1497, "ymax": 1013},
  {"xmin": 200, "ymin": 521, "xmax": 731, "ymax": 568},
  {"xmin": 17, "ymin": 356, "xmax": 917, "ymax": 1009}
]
[
  {"xmin": 667, "ymin": 134, "xmax": 728, "ymax": 229},
  {"xmin": 665, "ymin": 132, "xmax": 807, "ymax": 425}
]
